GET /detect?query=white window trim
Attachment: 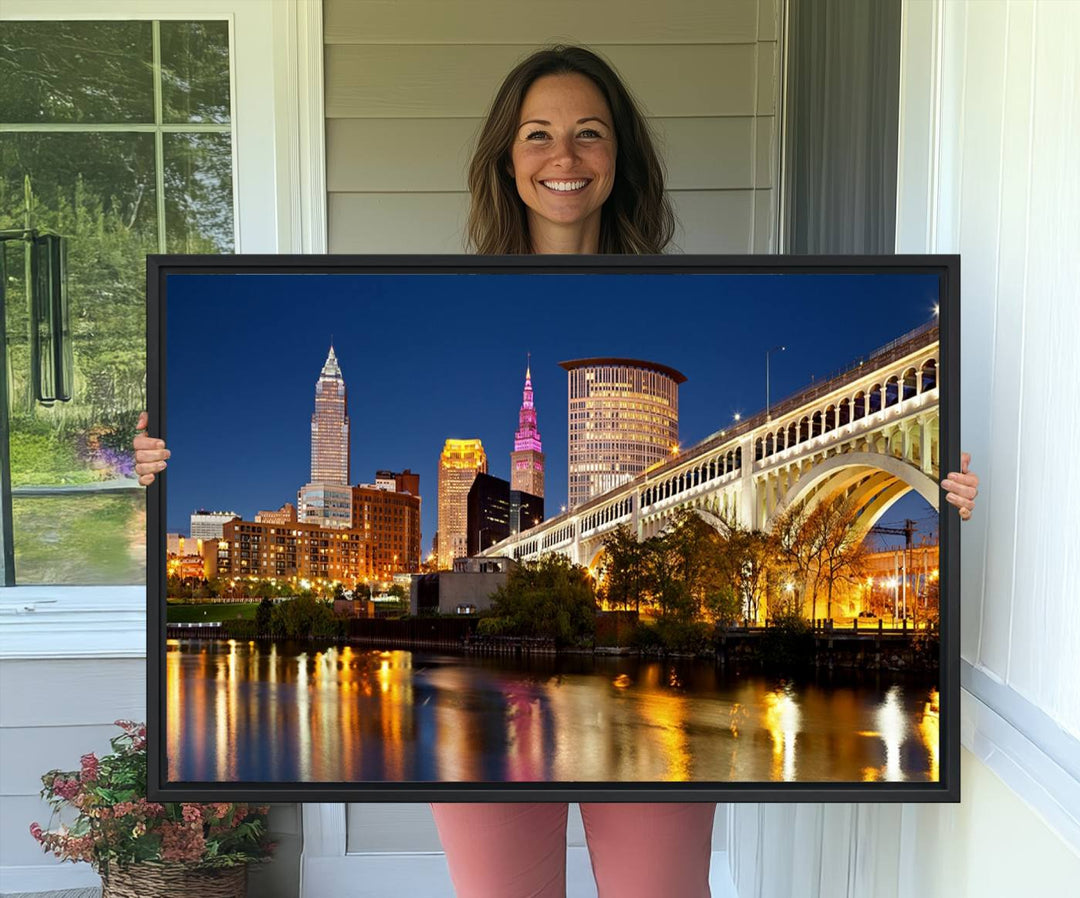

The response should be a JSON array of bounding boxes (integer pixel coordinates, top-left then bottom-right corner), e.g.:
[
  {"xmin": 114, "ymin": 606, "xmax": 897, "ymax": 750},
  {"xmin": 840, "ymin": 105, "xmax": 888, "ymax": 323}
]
[{"xmin": 0, "ymin": 0, "xmax": 326, "ymax": 661}]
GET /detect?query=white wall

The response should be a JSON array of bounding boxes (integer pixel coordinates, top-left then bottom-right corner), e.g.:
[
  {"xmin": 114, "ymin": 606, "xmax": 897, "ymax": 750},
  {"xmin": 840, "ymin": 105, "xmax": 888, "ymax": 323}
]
[{"xmin": 729, "ymin": 1, "xmax": 1080, "ymax": 893}]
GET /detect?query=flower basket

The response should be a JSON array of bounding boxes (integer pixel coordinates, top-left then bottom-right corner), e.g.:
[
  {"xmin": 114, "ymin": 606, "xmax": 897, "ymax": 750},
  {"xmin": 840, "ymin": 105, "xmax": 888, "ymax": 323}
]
[
  {"xmin": 30, "ymin": 721, "xmax": 274, "ymax": 890},
  {"xmin": 102, "ymin": 862, "xmax": 247, "ymax": 898}
]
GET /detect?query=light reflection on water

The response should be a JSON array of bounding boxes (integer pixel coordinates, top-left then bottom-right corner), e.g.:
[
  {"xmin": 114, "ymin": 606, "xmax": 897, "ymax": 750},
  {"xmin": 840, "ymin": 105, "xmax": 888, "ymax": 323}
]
[{"xmin": 166, "ymin": 640, "xmax": 940, "ymax": 784}]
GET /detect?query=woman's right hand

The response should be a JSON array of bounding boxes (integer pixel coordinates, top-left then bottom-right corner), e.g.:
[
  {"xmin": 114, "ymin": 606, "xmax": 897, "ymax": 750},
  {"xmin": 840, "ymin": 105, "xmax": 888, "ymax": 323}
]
[{"xmin": 133, "ymin": 411, "xmax": 170, "ymax": 486}]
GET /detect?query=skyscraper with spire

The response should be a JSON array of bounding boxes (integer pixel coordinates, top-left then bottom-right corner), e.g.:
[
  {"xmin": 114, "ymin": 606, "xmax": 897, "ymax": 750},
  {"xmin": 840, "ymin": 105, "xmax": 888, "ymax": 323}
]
[
  {"xmin": 510, "ymin": 357, "xmax": 545, "ymax": 498},
  {"xmin": 298, "ymin": 345, "xmax": 352, "ymax": 529},
  {"xmin": 311, "ymin": 345, "xmax": 349, "ymax": 485}
]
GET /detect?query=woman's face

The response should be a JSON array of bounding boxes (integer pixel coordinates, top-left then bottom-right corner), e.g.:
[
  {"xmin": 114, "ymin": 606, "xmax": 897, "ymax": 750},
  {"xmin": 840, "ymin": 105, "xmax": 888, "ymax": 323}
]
[{"xmin": 509, "ymin": 73, "xmax": 617, "ymax": 241}]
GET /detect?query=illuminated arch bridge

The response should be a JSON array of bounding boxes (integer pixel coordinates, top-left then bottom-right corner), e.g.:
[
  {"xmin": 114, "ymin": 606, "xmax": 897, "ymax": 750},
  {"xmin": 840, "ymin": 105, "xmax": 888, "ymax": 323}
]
[{"xmin": 481, "ymin": 323, "xmax": 941, "ymax": 570}]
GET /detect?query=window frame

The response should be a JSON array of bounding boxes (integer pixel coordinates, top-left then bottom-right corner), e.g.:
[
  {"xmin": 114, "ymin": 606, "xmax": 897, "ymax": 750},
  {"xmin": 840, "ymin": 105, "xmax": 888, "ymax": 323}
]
[{"xmin": 0, "ymin": 0, "xmax": 326, "ymax": 657}]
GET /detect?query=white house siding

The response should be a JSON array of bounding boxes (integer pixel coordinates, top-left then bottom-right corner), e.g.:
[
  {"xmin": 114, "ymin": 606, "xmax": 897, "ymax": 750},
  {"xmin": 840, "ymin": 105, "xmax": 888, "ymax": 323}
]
[
  {"xmin": 321, "ymin": 0, "xmax": 780, "ymax": 865},
  {"xmin": 728, "ymin": 1, "xmax": 1080, "ymax": 895}
]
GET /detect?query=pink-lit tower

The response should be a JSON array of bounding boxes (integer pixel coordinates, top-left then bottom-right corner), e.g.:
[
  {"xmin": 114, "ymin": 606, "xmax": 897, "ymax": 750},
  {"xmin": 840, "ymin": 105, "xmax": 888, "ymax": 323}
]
[
  {"xmin": 510, "ymin": 356, "xmax": 545, "ymax": 498},
  {"xmin": 310, "ymin": 345, "xmax": 350, "ymax": 485}
]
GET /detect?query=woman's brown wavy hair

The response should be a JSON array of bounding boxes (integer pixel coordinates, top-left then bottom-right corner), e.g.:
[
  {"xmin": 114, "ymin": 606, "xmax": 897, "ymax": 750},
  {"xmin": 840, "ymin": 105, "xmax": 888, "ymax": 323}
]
[{"xmin": 466, "ymin": 46, "xmax": 675, "ymax": 255}]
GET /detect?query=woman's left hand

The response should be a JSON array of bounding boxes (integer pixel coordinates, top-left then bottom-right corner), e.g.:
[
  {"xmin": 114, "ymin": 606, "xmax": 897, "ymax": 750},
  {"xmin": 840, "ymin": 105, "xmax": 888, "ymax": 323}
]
[{"xmin": 941, "ymin": 452, "xmax": 979, "ymax": 521}]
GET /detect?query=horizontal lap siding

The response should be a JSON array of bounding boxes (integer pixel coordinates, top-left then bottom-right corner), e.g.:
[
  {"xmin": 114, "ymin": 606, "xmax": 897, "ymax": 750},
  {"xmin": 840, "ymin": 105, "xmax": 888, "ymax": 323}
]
[
  {"xmin": 325, "ymin": 1, "xmax": 780, "ymax": 256},
  {"xmin": 327, "ymin": 117, "xmax": 770, "ymax": 192},
  {"xmin": 324, "ymin": 1, "xmax": 762, "ymax": 45},
  {"xmin": 0, "ymin": 659, "xmax": 145, "ymax": 868},
  {"xmin": 325, "ymin": 45, "xmax": 760, "ymax": 118},
  {"xmin": 325, "ymin": 0, "xmax": 779, "ymax": 852}
]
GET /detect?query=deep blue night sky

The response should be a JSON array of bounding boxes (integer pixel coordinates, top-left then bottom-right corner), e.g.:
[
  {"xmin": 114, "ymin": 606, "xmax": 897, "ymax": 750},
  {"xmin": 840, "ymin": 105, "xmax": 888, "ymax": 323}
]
[{"xmin": 164, "ymin": 271, "xmax": 941, "ymax": 552}]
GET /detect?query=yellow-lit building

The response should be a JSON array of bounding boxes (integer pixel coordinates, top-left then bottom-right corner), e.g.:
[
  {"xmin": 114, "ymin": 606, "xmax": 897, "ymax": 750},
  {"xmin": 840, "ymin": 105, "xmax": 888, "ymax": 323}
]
[
  {"xmin": 437, "ymin": 439, "xmax": 487, "ymax": 570},
  {"xmin": 166, "ymin": 534, "xmax": 210, "ymax": 580},
  {"xmin": 255, "ymin": 502, "xmax": 297, "ymax": 524}
]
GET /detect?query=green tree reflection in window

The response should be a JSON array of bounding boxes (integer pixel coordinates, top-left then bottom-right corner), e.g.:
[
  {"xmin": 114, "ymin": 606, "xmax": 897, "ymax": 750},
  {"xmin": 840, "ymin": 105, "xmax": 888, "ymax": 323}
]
[{"xmin": 0, "ymin": 20, "xmax": 234, "ymax": 584}]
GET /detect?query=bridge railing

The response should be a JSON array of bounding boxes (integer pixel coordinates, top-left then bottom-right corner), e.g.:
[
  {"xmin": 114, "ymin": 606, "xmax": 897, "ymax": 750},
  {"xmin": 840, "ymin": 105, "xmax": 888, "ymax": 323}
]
[{"xmin": 695, "ymin": 322, "xmax": 939, "ymax": 453}]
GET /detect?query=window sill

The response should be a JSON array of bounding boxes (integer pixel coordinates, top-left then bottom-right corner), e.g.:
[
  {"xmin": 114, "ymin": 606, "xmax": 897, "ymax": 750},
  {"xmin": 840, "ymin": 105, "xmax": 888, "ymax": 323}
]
[{"xmin": 0, "ymin": 585, "xmax": 146, "ymax": 659}]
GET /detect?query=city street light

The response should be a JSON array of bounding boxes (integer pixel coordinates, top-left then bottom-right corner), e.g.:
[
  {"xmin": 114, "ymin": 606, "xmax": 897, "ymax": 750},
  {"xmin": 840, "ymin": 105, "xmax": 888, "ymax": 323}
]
[{"xmin": 766, "ymin": 345, "xmax": 786, "ymax": 421}]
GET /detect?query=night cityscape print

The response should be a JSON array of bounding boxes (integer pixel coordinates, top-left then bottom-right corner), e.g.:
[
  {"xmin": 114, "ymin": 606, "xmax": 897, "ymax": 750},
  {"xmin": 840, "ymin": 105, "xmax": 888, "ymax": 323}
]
[{"xmin": 164, "ymin": 271, "xmax": 944, "ymax": 787}]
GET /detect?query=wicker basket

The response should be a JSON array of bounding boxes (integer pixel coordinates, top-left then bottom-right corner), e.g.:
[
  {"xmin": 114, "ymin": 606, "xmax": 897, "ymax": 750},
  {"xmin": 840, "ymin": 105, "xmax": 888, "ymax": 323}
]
[{"xmin": 101, "ymin": 862, "xmax": 247, "ymax": 898}]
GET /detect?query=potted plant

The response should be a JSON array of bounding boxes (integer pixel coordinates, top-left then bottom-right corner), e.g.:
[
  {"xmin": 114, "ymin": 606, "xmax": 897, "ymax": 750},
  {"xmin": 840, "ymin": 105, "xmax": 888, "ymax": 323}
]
[{"xmin": 30, "ymin": 720, "xmax": 274, "ymax": 897}]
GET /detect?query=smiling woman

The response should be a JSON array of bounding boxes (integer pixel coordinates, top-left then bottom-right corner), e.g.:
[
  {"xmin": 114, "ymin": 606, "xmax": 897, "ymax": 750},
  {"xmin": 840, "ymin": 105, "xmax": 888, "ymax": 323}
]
[
  {"xmin": 465, "ymin": 45, "xmax": 674, "ymax": 255},
  {"xmin": 509, "ymin": 73, "xmax": 617, "ymax": 251}
]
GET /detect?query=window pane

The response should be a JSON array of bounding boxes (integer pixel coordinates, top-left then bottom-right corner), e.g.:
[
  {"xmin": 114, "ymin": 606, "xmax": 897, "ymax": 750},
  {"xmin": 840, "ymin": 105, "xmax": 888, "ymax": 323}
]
[
  {"xmin": 2, "ymin": 132, "xmax": 152, "ymax": 584},
  {"xmin": 164, "ymin": 133, "xmax": 235, "ymax": 252},
  {"xmin": 12, "ymin": 492, "xmax": 146, "ymax": 585},
  {"xmin": 0, "ymin": 21, "xmax": 154, "ymax": 124},
  {"xmin": 2, "ymin": 132, "xmax": 156, "ymax": 495},
  {"xmin": 1, "ymin": 20, "xmax": 234, "ymax": 587},
  {"xmin": 160, "ymin": 21, "xmax": 232, "ymax": 124}
]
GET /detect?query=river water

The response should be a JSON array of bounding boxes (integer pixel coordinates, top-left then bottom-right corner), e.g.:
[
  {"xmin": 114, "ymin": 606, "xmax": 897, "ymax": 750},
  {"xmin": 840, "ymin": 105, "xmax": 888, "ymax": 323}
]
[{"xmin": 166, "ymin": 639, "xmax": 940, "ymax": 784}]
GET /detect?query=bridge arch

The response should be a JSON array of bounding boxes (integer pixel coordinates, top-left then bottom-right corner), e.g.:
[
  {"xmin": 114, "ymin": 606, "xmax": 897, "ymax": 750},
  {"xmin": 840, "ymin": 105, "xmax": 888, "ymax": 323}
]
[{"xmin": 773, "ymin": 451, "xmax": 939, "ymax": 535}]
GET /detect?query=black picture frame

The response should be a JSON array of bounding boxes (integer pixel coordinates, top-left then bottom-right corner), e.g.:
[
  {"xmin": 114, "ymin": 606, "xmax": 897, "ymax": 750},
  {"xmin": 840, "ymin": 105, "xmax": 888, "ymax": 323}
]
[{"xmin": 147, "ymin": 253, "xmax": 960, "ymax": 804}]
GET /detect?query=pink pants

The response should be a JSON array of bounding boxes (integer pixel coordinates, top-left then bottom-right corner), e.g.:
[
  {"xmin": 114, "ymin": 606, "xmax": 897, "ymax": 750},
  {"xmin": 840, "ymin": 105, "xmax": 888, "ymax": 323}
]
[{"xmin": 431, "ymin": 802, "xmax": 716, "ymax": 898}]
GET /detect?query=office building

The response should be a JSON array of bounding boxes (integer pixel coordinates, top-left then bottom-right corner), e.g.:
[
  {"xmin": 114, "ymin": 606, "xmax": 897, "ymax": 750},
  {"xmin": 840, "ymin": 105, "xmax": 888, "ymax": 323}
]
[
  {"xmin": 190, "ymin": 510, "xmax": 240, "ymax": 541},
  {"xmin": 559, "ymin": 357, "xmax": 685, "ymax": 509},
  {"xmin": 351, "ymin": 483, "xmax": 423, "ymax": 577},
  {"xmin": 297, "ymin": 482, "xmax": 353, "ymax": 529},
  {"xmin": 510, "ymin": 489, "xmax": 544, "ymax": 535},
  {"xmin": 255, "ymin": 502, "xmax": 297, "ymax": 524},
  {"xmin": 467, "ymin": 474, "xmax": 544, "ymax": 556},
  {"xmin": 300, "ymin": 345, "xmax": 353, "ymax": 527},
  {"xmin": 437, "ymin": 439, "xmax": 487, "ymax": 569},
  {"xmin": 467, "ymin": 473, "xmax": 511, "ymax": 557},
  {"xmin": 310, "ymin": 345, "xmax": 350, "ymax": 485},
  {"xmin": 374, "ymin": 469, "xmax": 421, "ymax": 496}
]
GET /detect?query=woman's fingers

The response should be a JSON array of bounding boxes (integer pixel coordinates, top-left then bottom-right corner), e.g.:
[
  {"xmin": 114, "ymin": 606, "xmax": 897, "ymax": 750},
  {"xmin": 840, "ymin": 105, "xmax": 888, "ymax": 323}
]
[
  {"xmin": 133, "ymin": 411, "xmax": 168, "ymax": 486},
  {"xmin": 134, "ymin": 446, "xmax": 170, "ymax": 462},
  {"xmin": 941, "ymin": 453, "xmax": 978, "ymax": 521},
  {"xmin": 945, "ymin": 491, "xmax": 974, "ymax": 521},
  {"xmin": 941, "ymin": 475, "xmax": 978, "ymax": 500}
]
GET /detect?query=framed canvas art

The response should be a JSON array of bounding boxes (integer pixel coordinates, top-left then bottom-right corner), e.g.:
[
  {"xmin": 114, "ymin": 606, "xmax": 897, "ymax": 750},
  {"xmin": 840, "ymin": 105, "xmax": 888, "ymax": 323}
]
[{"xmin": 147, "ymin": 254, "xmax": 960, "ymax": 803}]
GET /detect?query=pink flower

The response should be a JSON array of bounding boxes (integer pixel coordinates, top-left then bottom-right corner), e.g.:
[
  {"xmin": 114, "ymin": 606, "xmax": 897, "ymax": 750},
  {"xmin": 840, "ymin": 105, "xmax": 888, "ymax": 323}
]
[
  {"xmin": 160, "ymin": 821, "xmax": 206, "ymax": 863},
  {"xmin": 80, "ymin": 753, "xmax": 100, "ymax": 782},
  {"xmin": 52, "ymin": 777, "xmax": 80, "ymax": 801},
  {"xmin": 29, "ymin": 822, "xmax": 43, "ymax": 842},
  {"xmin": 181, "ymin": 805, "xmax": 202, "ymax": 824},
  {"xmin": 137, "ymin": 799, "xmax": 166, "ymax": 818},
  {"xmin": 112, "ymin": 800, "xmax": 135, "ymax": 818}
]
